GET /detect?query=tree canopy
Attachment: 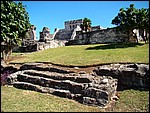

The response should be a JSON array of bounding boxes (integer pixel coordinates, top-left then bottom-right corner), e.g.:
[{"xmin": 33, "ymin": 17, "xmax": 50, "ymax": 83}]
[
  {"xmin": 111, "ymin": 4, "xmax": 149, "ymax": 43},
  {"xmin": 1, "ymin": 1, "xmax": 31, "ymax": 60}
]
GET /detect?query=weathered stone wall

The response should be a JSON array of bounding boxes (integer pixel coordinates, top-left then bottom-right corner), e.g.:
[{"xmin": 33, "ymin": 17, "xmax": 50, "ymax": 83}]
[
  {"xmin": 93, "ymin": 63, "xmax": 149, "ymax": 90},
  {"xmin": 37, "ymin": 40, "xmax": 66, "ymax": 50},
  {"xmin": 13, "ymin": 40, "xmax": 66, "ymax": 52},
  {"xmin": 19, "ymin": 40, "xmax": 38, "ymax": 52},
  {"xmin": 71, "ymin": 27, "xmax": 129, "ymax": 45},
  {"xmin": 91, "ymin": 25, "xmax": 102, "ymax": 31}
]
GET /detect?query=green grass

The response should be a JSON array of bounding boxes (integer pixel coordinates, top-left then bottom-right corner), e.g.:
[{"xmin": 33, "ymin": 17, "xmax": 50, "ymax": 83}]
[
  {"xmin": 1, "ymin": 86, "xmax": 103, "ymax": 112},
  {"xmin": 112, "ymin": 89, "xmax": 149, "ymax": 112},
  {"xmin": 10, "ymin": 43, "xmax": 149, "ymax": 66},
  {"xmin": 1, "ymin": 86, "xmax": 149, "ymax": 112}
]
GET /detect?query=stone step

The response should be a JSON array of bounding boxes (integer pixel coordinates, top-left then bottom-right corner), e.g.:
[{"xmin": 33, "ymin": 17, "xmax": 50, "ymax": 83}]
[
  {"xmin": 17, "ymin": 73, "xmax": 85, "ymax": 94},
  {"xmin": 20, "ymin": 63, "xmax": 74, "ymax": 74},
  {"xmin": 6, "ymin": 67, "xmax": 118, "ymax": 108},
  {"xmin": 23, "ymin": 69, "xmax": 93, "ymax": 83},
  {"xmin": 13, "ymin": 81, "xmax": 84, "ymax": 102},
  {"xmin": 13, "ymin": 81, "xmax": 72, "ymax": 99},
  {"xmin": 83, "ymin": 96, "xmax": 108, "ymax": 107}
]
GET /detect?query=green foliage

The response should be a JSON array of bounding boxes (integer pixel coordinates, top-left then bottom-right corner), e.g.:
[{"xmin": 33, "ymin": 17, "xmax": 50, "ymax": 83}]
[
  {"xmin": 80, "ymin": 17, "xmax": 92, "ymax": 32},
  {"xmin": 112, "ymin": 4, "xmax": 149, "ymax": 30},
  {"xmin": 1, "ymin": 1, "xmax": 31, "ymax": 60},
  {"xmin": 80, "ymin": 17, "xmax": 92, "ymax": 44},
  {"xmin": 111, "ymin": 4, "xmax": 149, "ymax": 43}
]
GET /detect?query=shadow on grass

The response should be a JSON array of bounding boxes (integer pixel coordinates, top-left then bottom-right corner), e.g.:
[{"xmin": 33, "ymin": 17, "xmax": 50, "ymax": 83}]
[{"xmin": 86, "ymin": 43, "xmax": 144, "ymax": 50}]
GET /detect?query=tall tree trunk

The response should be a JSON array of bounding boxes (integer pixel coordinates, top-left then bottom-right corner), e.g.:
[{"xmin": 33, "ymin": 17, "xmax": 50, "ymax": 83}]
[
  {"xmin": 128, "ymin": 30, "xmax": 134, "ymax": 43},
  {"xmin": 145, "ymin": 29, "xmax": 149, "ymax": 43},
  {"xmin": 3, "ymin": 45, "xmax": 13, "ymax": 62},
  {"xmin": 139, "ymin": 29, "xmax": 146, "ymax": 43},
  {"xmin": 142, "ymin": 29, "xmax": 146, "ymax": 44},
  {"xmin": 132, "ymin": 30, "xmax": 138, "ymax": 44}
]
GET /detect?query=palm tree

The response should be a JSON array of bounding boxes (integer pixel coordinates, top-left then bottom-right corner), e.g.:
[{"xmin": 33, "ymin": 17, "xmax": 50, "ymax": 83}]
[
  {"xmin": 80, "ymin": 18, "xmax": 92, "ymax": 44},
  {"xmin": 136, "ymin": 8, "xmax": 149, "ymax": 43},
  {"xmin": 80, "ymin": 17, "xmax": 92, "ymax": 32}
]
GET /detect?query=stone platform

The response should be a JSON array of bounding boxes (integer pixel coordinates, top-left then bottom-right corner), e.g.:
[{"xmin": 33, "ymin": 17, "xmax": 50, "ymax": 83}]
[{"xmin": 6, "ymin": 63, "xmax": 118, "ymax": 108}]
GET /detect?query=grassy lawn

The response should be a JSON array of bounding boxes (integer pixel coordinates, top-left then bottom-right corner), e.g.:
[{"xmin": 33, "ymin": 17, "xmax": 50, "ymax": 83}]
[
  {"xmin": 2, "ymin": 42, "xmax": 149, "ymax": 112},
  {"xmin": 10, "ymin": 42, "xmax": 149, "ymax": 66},
  {"xmin": 1, "ymin": 86, "xmax": 149, "ymax": 112}
]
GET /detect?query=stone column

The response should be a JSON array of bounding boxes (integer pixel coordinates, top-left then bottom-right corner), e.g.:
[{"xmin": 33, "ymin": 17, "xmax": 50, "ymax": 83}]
[{"xmin": 30, "ymin": 25, "xmax": 36, "ymax": 40}]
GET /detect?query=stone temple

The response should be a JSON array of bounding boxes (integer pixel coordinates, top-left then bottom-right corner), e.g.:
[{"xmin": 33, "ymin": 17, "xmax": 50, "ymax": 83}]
[
  {"xmin": 65, "ymin": 19, "xmax": 83, "ymax": 30},
  {"xmin": 53, "ymin": 19, "xmax": 104, "ymax": 41}
]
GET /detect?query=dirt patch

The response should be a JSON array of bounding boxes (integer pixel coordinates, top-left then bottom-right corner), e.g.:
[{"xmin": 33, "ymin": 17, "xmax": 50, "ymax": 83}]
[
  {"xmin": 44, "ymin": 63, "xmax": 98, "ymax": 74},
  {"xmin": 6, "ymin": 62, "xmax": 98, "ymax": 74},
  {"xmin": 2, "ymin": 55, "xmax": 26, "ymax": 63},
  {"xmin": 3, "ymin": 56, "xmax": 99, "ymax": 74}
]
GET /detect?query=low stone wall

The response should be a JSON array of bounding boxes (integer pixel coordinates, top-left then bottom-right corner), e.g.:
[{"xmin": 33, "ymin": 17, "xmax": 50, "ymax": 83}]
[
  {"xmin": 37, "ymin": 40, "xmax": 66, "ymax": 51},
  {"xmin": 13, "ymin": 40, "xmax": 66, "ymax": 52}
]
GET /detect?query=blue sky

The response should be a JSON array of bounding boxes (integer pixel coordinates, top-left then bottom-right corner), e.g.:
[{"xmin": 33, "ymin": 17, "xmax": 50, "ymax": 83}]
[{"xmin": 17, "ymin": 1, "xmax": 149, "ymax": 39}]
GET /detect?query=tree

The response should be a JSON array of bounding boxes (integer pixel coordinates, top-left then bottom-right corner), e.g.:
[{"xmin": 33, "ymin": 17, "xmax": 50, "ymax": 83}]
[
  {"xmin": 1, "ymin": 1, "xmax": 31, "ymax": 60},
  {"xmin": 80, "ymin": 17, "xmax": 92, "ymax": 32},
  {"xmin": 80, "ymin": 17, "xmax": 92, "ymax": 44},
  {"xmin": 136, "ymin": 8, "xmax": 149, "ymax": 43},
  {"xmin": 111, "ymin": 4, "xmax": 149, "ymax": 43}
]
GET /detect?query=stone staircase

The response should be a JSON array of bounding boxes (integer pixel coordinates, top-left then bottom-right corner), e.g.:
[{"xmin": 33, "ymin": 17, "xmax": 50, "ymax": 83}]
[
  {"xmin": 54, "ymin": 29, "xmax": 74, "ymax": 41},
  {"xmin": 6, "ymin": 63, "xmax": 118, "ymax": 108}
]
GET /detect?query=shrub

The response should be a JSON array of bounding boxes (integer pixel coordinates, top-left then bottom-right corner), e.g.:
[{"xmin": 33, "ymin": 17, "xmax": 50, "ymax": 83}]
[{"xmin": 1, "ymin": 71, "xmax": 11, "ymax": 86}]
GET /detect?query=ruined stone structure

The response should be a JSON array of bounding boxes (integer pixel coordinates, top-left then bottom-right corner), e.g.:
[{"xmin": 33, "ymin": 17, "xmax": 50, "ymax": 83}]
[
  {"xmin": 5, "ymin": 63, "xmax": 149, "ymax": 108},
  {"xmin": 21, "ymin": 25, "xmax": 37, "ymax": 41},
  {"xmin": 54, "ymin": 19, "xmax": 105, "ymax": 42},
  {"xmin": 93, "ymin": 63, "xmax": 149, "ymax": 90},
  {"xmin": 53, "ymin": 18, "xmax": 134, "ymax": 44},
  {"xmin": 29, "ymin": 25, "xmax": 37, "ymax": 40},
  {"xmin": 6, "ymin": 63, "xmax": 118, "ymax": 108},
  {"xmin": 13, "ymin": 25, "xmax": 38, "ymax": 52},
  {"xmin": 14, "ymin": 19, "xmax": 148, "ymax": 52},
  {"xmin": 13, "ymin": 26, "xmax": 66, "ymax": 52},
  {"xmin": 54, "ymin": 19, "xmax": 148, "ymax": 45},
  {"xmin": 65, "ymin": 19, "xmax": 83, "ymax": 30},
  {"xmin": 54, "ymin": 19, "xmax": 82, "ymax": 41},
  {"xmin": 39, "ymin": 27, "xmax": 53, "ymax": 42},
  {"xmin": 54, "ymin": 29, "xmax": 74, "ymax": 41}
]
